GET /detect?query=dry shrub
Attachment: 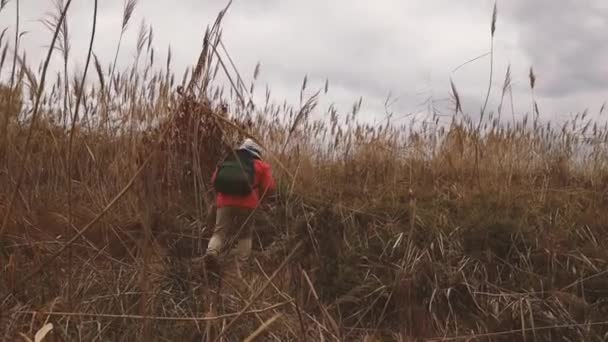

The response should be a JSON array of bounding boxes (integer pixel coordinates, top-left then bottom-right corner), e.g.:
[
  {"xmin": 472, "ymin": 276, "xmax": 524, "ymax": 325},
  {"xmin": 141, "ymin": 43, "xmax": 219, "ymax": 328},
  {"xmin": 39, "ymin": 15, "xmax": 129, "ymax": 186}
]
[{"xmin": 2, "ymin": 6, "xmax": 608, "ymax": 341}]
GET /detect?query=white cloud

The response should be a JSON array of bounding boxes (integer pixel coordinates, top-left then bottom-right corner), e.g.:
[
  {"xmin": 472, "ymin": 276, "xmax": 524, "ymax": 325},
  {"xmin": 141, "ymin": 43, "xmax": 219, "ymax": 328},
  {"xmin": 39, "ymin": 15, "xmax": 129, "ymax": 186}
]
[{"xmin": 0, "ymin": 0, "xmax": 605, "ymax": 125}]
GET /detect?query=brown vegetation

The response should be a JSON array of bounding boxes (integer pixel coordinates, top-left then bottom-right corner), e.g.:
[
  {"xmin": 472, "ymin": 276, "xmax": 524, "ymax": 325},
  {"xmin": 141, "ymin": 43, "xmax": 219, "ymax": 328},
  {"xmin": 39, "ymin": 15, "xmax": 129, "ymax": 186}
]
[{"xmin": 1, "ymin": 2, "xmax": 608, "ymax": 341}]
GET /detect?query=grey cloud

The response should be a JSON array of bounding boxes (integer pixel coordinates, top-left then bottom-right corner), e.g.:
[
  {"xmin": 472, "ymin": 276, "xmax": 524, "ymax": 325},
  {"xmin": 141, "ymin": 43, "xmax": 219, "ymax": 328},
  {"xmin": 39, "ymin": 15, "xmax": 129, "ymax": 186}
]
[
  {"xmin": 0, "ymin": 0, "xmax": 605, "ymax": 120},
  {"xmin": 505, "ymin": 0, "xmax": 608, "ymax": 98},
  {"xmin": 217, "ymin": 0, "xmax": 500, "ymax": 118}
]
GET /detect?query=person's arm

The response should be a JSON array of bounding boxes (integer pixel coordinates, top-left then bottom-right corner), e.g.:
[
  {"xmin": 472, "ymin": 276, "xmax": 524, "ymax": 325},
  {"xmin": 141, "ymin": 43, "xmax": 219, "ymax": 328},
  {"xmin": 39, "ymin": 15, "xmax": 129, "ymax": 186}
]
[
  {"xmin": 265, "ymin": 167, "xmax": 276, "ymax": 194},
  {"xmin": 257, "ymin": 162, "xmax": 276, "ymax": 197}
]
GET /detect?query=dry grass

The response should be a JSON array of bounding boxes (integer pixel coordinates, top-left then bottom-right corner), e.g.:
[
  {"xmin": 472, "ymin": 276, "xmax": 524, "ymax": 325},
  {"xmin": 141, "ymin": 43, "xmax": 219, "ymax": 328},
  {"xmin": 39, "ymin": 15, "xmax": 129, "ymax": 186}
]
[{"xmin": 2, "ymin": 3, "xmax": 608, "ymax": 342}]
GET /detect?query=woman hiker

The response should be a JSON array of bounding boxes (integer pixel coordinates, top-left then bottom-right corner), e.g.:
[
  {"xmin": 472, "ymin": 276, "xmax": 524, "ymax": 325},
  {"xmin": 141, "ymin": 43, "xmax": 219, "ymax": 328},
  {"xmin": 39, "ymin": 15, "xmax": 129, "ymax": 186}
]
[{"xmin": 203, "ymin": 138, "xmax": 276, "ymax": 275}]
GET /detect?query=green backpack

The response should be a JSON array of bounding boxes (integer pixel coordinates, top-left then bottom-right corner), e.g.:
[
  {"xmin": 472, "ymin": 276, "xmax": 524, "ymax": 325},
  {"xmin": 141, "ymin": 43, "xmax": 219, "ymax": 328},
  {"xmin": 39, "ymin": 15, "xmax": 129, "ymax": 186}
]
[{"xmin": 213, "ymin": 149, "xmax": 257, "ymax": 196}]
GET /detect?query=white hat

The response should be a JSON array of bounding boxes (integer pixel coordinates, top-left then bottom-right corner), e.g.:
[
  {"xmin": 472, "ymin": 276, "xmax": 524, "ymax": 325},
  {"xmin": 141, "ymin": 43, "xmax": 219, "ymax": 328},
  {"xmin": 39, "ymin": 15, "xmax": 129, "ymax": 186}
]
[{"xmin": 239, "ymin": 138, "xmax": 263, "ymax": 159}]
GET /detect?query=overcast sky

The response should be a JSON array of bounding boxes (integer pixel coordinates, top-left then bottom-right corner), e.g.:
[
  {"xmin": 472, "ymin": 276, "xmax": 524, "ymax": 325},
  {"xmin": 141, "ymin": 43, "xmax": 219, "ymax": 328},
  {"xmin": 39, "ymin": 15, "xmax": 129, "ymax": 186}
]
[{"xmin": 1, "ymin": 0, "xmax": 607, "ymax": 125}]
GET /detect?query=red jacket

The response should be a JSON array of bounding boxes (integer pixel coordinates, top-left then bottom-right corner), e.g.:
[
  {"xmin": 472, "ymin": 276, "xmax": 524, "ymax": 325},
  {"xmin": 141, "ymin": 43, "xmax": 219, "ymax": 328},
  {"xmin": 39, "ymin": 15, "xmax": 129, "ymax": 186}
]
[{"xmin": 211, "ymin": 159, "xmax": 276, "ymax": 209}]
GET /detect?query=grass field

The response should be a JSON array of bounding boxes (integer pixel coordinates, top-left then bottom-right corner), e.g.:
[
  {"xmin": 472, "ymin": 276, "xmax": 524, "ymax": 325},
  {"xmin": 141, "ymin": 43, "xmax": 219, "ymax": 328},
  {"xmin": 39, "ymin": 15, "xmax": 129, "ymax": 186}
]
[{"xmin": 1, "ymin": 2, "xmax": 608, "ymax": 341}]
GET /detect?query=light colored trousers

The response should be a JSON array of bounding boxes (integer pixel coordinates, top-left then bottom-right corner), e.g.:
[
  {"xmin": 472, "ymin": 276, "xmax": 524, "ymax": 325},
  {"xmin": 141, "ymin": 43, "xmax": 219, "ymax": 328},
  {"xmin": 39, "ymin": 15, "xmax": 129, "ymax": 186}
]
[{"xmin": 206, "ymin": 206, "xmax": 255, "ymax": 261}]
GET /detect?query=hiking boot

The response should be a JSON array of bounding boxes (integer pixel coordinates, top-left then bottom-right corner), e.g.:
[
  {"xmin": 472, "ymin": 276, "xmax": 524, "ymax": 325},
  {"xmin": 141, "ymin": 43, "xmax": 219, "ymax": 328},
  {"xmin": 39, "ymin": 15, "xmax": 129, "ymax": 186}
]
[{"xmin": 202, "ymin": 254, "xmax": 220, "ymax": 280}]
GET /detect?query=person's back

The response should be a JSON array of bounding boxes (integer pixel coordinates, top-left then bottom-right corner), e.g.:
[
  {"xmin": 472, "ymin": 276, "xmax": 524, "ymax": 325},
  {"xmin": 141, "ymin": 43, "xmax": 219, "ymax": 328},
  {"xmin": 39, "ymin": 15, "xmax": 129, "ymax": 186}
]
[
  {"xmin": 212, "ymin": 148, "xmax": 275, "ymax": 209},
  {"xmin": 204, "ymin": 138, "xmax": 275, "ymax": 274}
]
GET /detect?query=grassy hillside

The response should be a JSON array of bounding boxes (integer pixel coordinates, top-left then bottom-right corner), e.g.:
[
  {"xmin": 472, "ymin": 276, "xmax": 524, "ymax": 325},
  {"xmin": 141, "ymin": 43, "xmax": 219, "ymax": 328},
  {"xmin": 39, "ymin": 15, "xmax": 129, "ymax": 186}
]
[{"xmin": 1, "ymin": 3, "xmax": 608, "ymax": 342}]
